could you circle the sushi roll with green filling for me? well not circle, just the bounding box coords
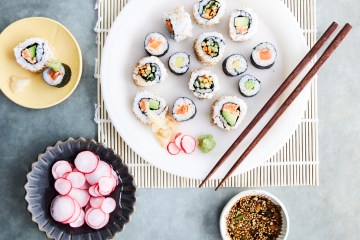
[222,54,248,77]
[251,42,277,69]
[14,37,53,72]
[42,61,72,88]
[133,91,168,124]
[163,6,193,42]
[168,52,190,75]
[229,8,258,42]
[193,0,226,27]
[239,74,261,97]
[133,56,167,87]
[172,97,197,122]
[194,32,226,66]
[189,69,220,99]
[144,32,169,57]
[212,96,247,131]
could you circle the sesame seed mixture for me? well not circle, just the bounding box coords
[226,195,282,240]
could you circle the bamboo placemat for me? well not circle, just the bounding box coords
[94,0,319,188]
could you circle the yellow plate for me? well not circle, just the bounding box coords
[0,17,82,109]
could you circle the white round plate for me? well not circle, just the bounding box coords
[101,0,310,179]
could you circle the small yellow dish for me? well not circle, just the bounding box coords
[0,17,82,109]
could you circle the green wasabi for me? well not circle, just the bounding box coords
[198,134,216,153]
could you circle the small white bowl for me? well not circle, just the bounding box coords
[220,190,290,240]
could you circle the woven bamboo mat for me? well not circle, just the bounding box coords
[94,0,318,188]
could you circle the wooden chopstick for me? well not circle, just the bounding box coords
[215,23,352,190]
[199,22,339,188]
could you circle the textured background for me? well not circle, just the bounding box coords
[0,0,359,239]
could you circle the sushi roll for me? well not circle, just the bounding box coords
[193,0,226,27]
[189,69,220,99]
[168,52,190,75]
[133,91,168,124]
[194,32,226,66]
[238,74,261,97]
[42,61,72,88]
[14,37,53,72]
[163,6,193,42]
[222,54,248,77]
[251,42,277,69]
[212,96,247,131]
[172,97,197,122]
[133,56,168,87]
[229,8,258,42]
[144,32,169,57]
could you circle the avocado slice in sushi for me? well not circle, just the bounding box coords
[221,111,238,127]
[28,45,37,58]
[235,17,249,34]
[148,99,160,110]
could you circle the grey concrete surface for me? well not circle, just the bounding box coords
[0,0,359,240]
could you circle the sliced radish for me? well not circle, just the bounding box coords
[180,135,197,154]
[98,176,115,193]
[167,142,181,155]
[69,209,85,228]
[54,178,72,195]
[80,181,91,190]
[63,199,81,224]
[101,197,116,213]
[50,195,75,222]
[94,185,102,196]
[90,197,105,208]
[86,208,106,227]
[52,161,71,179]
[85,161,111,185]
[91,212,109,229]
[88,185,99,197]
[66,172,86,189]
[74,151,99,174]
[68,188,90,208]
[55,162,73,179]
[175,133,185,149]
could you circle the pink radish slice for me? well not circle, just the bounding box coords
[88,185,99,197]
[174,134,185,149]
[180,135,197,154]
[174,132,182,139]
[52,161,70,179]
[69,209,85,228]
[66,172,86,189]
[68,188,90,208]
[91,212,109,230]
[50,195,75,222]
[85,161,111,185]
[54,178,72,195]
[55,162,73,179]
[94,185,103,197]
[167,142,181,155]
[98,176,115,193]
[85,208,106,227]
[74,151,99,174]
[63,199,81,224]
[90,197,105,208]
[101,197,116,213]
[80,181,90,190]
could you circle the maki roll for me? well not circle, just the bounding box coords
[251,42,277,69]
[194,32,226,66]
[222,54,248,77]
[144,32,169,57]
[42,61,72,88]
[14,37,53,72]
[189,69,220,99]
[168,52,190,75]
[212,96,247,131]
[133,91,168,124]
[133,56,168,87]
[229,9,258,42]
[163,6,193,42]
[239,74,261,97]
[193,0,226,27]
[172,97,197,122]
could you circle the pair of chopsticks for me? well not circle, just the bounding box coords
[199,22,352,190]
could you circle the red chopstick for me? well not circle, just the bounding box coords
[215,24,352,190]
[199,22,339,188]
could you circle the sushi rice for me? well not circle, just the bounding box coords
[172,97,197,122]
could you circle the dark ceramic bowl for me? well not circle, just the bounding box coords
[24,138,136,240]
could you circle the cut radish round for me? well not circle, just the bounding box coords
[180,135,197,154]
[94,185,103,197]
[90,197,105,208]
[167,142,181,155]
[85,161,111,185]
[98,176,115,193]
[69,209,85,228]
[50,195,75,222]
[54,178,72,195]
[74,151,99,174]
[86,208,106,227]
[63,199,81,224]
[91,212,109,229]
[101,197,116,213]
[66,172,86,189]
[68,188,90,208]
[175,133,185,149]
[88,185,99,197]
[52,161,72,179]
